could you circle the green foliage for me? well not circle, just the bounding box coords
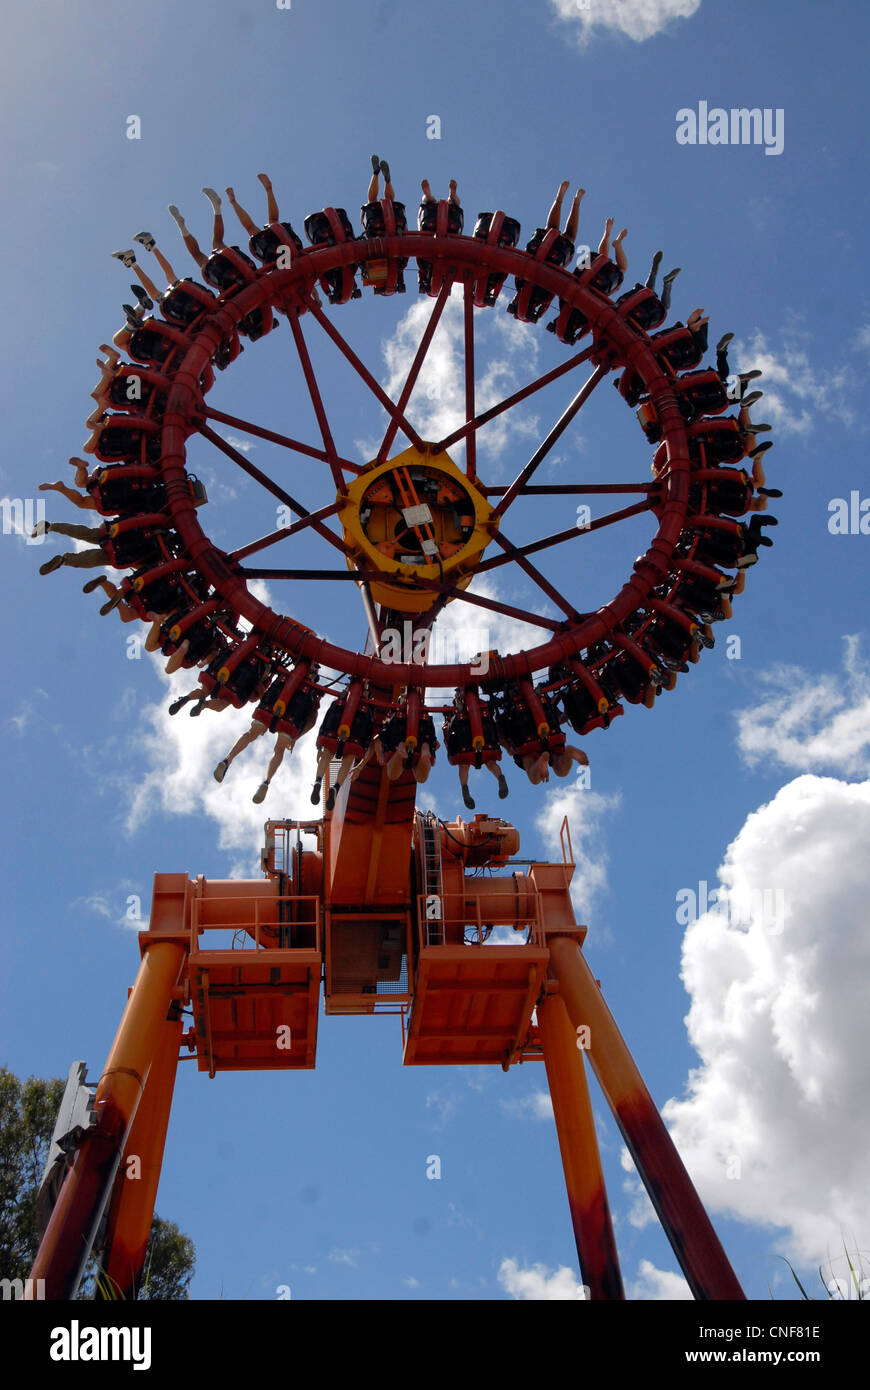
[0,1065,195,1299]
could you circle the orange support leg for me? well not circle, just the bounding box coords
[29,940,187,1299]
[539,991,624,1300]
[547,935,745,1301]
[99,997,185,1298]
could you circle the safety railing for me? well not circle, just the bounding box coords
[190,894,321,954]
[416,891,544,950]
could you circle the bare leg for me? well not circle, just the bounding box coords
[414,741,432,783]
[564,187,585,243]
[258,173,279,223]
[226,187,258,236]
[214,720,265,780]
[546,180,570,231]
[380,160,395,201]
[551,746,589,777]
[421,179,435,204]
[131,262,161,301]
[612,227,628,273]
[263,731,294,782]
[448,179,460,207]
[484,758,509,798]
[386,741,407,780]
[168,205,208,271]
[201,188,225,249]
[524,751,550,785]
[164,639,191,675]
[367,154,380,205]
[598,217,614,258]
[137,236,179,284]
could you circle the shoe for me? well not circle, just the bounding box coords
[371,154,380,174]
[716,332,734,351]
[379,159,391,184]
[738,369,762,383]
[326,786,336,811]
[747,422,772,433]
[100,592,123,615]
[662,267,681,284]
[112,249,136,268]
[758,487,782,498]
[133,232,156,250]
[31,520,50,538]
[168,697,188,715]
[741,390,763,407]
[252,781,269,804]
[82,576,104,593]
[39,554,63,575]
[131,285,153,310]
[497,773,509,800]
[310,782,321,806]
[213,759,229,784]
[461,784,475,810]
[748,441,773,457]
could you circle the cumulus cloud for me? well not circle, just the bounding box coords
[498,1257,587,1299]
[736,636,870,777]
[551,0,701,45]
[663,772,870,1266]
[629,1260,693,1300]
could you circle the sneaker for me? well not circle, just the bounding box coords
[133,232,156,250]
[213,759,229,784]
[31,520,50,538]
[252,781,269,804]
[326,786,336,811]
[497,773,509,800]
[738,369,762,383]
[741,390,763,407]
[716,332,734,351]
[310,782,321,806]
[379,159,391,184]
[82,576,104,593]
[461,783,475,810]
[100,592,123,615]
[371,154,381,175]
[112,249,136,268]
[131,285,153,310]
[748,441,773,457]
[39,553,64,575]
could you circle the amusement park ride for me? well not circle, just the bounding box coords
[29,178,777,1302]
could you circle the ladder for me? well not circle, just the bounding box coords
[420,812,445,945]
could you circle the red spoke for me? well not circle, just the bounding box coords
[435,345,596,453]
[228,501,344,563]
[288,311,347,494]
[478,499,655,573]
[492,364,608,520]
[484,482,657,496]
[487,529,580,621]
[377,276,453,463]
[308,301,427,453]
[241,565,563,631]
[201,406,364,474]
[463,278,476,479]
[198,424,354,560]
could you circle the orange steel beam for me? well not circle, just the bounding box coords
[29,939,187,1300]
[99,998,185,1298]
[539,991,624,1300]
[547,935,745,1301]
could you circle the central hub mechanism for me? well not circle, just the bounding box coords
[339,445,496,614]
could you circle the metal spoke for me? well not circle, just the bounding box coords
[377,277,453,462]
[487,529,581,621]
[308,301,427,453]
[197,424,354,560]
[435,346,595,453]
[201,406,363,474]
[228,502,344,563]
[483,482,657,497]
[492,364,608,520]
[287,311,347,494]
[463,278,476,479]
[478,499,655,573]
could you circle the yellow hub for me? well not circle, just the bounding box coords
[339,445,496,614]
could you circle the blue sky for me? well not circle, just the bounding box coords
[2,0,870,1301]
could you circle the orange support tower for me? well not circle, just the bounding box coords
[30,764,744,1302]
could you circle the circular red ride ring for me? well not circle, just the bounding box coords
[158,228,693,691]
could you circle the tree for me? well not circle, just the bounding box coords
[0,1066,195,1299]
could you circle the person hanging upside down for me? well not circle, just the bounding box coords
[444,690,508,810]
[168,188,227,271]
[597,217,628,274]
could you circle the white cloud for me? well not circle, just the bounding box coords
[403,1275,420,1288]
[629,1260,693,1300]
[551,0,701,45]
[535,784,621,918]
[736,636,870,777]
[327,1248,360,1268]
[498,1257,587,1299]
[373,286,541,469]
[500,1090,554,1121]
[425,1090,458,1128]
[732,328,859,435]
[663,771,870,1267]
